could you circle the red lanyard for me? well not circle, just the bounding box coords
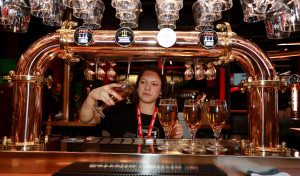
[136,104,158,138]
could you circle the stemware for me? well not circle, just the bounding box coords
[206,99,228,152]
[95,58,106,81]
[184,61,194,80]
[183,99,204,153]
[107,60,117,81]
[157,99,178,150]
[205,62,217,80]
[84,61,95,81]
[195,63,206,80]
[93,80,134,118]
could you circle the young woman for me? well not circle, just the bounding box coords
[80,65,183,138]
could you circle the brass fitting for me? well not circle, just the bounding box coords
[58,20,80,64]
[2,70,53,89]
[215,22,236,66]
[238,76,287,93]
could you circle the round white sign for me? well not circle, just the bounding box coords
[157,28,177,48]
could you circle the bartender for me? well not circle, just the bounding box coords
[80,65,184,138]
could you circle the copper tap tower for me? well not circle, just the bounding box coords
[3,22,285,150]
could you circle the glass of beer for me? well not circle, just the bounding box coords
[158,99,178,150]
[183,99,204,153]
[93,80,134,118]
[207,99,228,152]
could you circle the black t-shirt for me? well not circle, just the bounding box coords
[101,102,165,138]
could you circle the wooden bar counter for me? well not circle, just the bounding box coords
[0,138,300,176]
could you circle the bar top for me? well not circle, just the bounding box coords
[1,138,300,176]
[1,150,300,176]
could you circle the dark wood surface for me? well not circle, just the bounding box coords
[0,151,300,176]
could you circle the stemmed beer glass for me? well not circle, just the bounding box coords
[206,99,228,152]
[157,99,178,150]
[183,99,204,153]
[93,80,134,118]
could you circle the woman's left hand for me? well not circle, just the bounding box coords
[170,121,184,139]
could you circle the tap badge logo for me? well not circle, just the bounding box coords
[199,30,218,49]
[115,27,134,47]
[157,28,177,48]
[121,29,127,36]
[74,26,93,46]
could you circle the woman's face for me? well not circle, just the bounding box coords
[138,70,162,104]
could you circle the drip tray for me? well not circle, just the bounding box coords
[53,162,227,176]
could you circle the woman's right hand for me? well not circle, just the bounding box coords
[88,83,123,106]
[80,83,122,124]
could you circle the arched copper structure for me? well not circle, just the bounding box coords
[10,29,279,149]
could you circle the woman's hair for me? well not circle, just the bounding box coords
[132,65,168,104]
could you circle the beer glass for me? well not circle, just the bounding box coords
[158,99,178,150]
[282,1,300,32]
[240,0,268,23]
[221,0,233,11]
[62,0,72,7]
[197,0,223,22]
[207,99,228,152]
[264,7,291,39]
[155,2,179,22]
[156,0,183,11]
[42,0,65,27]
[83,0,105,29]
[93,80,134,118]
[119,1,141,28]
[30,0,47,18]
[1,0,15,25]
[192,1,215,31]
[183,99,204,152]
[4,3,31,33]
[295,0,300,21]
[158,18,176,29]
[112,0,138,11]
[72,0,89,19]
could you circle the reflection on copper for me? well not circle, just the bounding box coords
[290,84,299,118]
[62,63,70,122]
[11,30,278,150]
